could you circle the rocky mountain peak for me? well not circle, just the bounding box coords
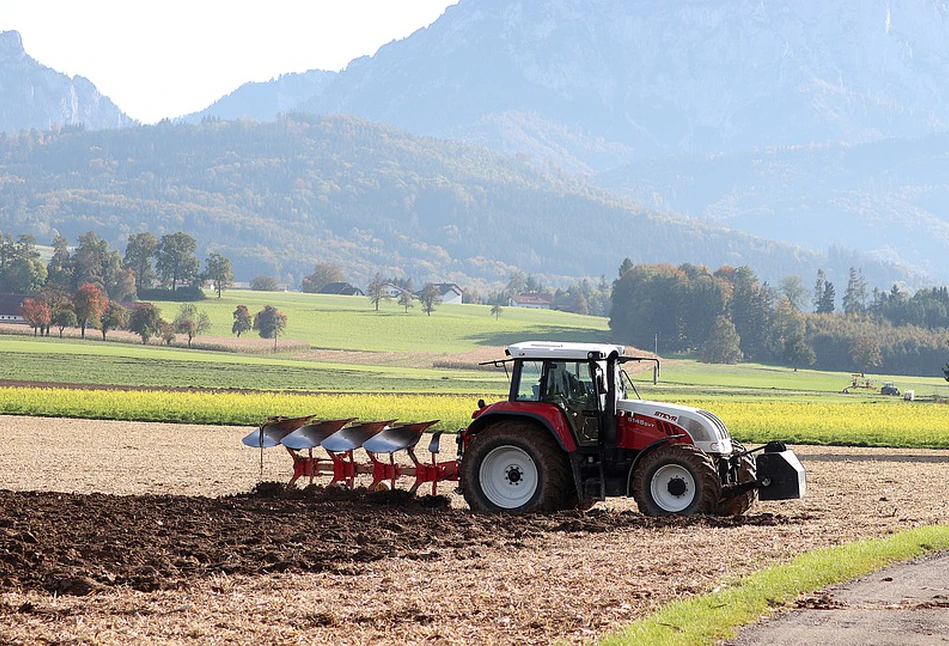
[0,30,26,62]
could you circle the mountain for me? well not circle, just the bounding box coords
[0,115,909,291]
[182,69,337,123]
[298,0,949,171]
[0,30,133,134]
[180,0,949,280]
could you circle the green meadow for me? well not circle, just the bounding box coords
[152,291,611,353]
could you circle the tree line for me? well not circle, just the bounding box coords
[609,260,949,376]
[3,228,290,349]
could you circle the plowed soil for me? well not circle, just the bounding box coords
[1,415,948,645]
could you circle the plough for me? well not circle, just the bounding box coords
[242,416,460,494]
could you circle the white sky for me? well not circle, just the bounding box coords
[1,1,457,124]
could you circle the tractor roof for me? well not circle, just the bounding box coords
[505,341,627,361]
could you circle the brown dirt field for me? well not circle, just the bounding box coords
[1,415,948,645]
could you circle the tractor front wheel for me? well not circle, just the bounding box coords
[461,422,571,512]
[631,443,720,516]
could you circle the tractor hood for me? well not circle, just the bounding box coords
[617,399,734,455]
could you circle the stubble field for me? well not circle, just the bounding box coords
[1,415,948,645]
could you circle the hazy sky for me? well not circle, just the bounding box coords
[1,1,457,124]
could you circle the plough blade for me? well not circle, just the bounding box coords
[241,415,316,448]
[362,421,437,454]
[281,418,355,450]
[321,420,394,453]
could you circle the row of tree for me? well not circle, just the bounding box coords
[609,260,949,375]
[0,229,234,302]
[21,288,288,351]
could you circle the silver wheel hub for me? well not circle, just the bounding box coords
[650,464,696,512]
[479,445,538,509]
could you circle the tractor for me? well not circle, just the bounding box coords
[457,341,805,515]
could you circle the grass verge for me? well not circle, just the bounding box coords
[599,524,949,646]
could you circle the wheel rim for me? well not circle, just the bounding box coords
[479,445,539,509]
[650,464,696,512]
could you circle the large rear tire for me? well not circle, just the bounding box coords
[631,443,720,516]
[461,421,572,513]
[715,446,757,516]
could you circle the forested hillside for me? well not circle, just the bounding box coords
[597,135,949,283]
[0,114,903,289]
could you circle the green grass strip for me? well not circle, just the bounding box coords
[599,524,949,646]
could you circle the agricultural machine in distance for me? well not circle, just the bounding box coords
[243,341,805,516]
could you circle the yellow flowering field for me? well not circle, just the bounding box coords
[684,400,949,448]
[0,387,945,448]
[0,387,482,431]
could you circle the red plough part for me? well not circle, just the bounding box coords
[242,417,459,495]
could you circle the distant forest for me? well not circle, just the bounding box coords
[0,115,909,291]
[609,261,949,377]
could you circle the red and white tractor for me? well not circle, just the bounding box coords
[457,341,805,515]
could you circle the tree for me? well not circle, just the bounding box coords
[816,281,836,314]
[366,272,389,311]
[46,235,72,290]
[254,305,287,351]
[160,321,176,346]
[506,270,527,296]
[99,301,128,341]
[123,232,159,291]
[419,283,442,316]
[20,297,51,336]
[173,303,211,348]
[51,306,77,338]
[0,233,46,293]
[71,232,130,300]
[490,302,503,320]
[156,232,200,291]
[128,303,163,344]
[780,275,809,311]
[813,269,826,312]
[232,304,253,338]
[203,253,233,298]
[701,316,743,364]
[398,288,415,313]
[849,334,882,373]
[250,275,279,291]
[842,267,868,316]
[71,283,108,339]
[301,262,344,293]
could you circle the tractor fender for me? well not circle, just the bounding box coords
[625,434,690,496]
[466,408,578,454]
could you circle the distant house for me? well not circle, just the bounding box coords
[418,282,463,305]
[319,282,365,296]
[381,283,411,299]
[0,293,27,324]
[509,293,552,309]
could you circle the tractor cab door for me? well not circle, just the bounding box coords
[542,360,601,445]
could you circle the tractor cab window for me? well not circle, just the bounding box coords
[514,360,544,401]
[543,360,600,444]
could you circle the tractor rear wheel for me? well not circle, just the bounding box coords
[631,443,720,516]
[715,445,758,516]
[462,421,571,512]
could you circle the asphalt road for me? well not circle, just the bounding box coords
[727,550,949,646]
